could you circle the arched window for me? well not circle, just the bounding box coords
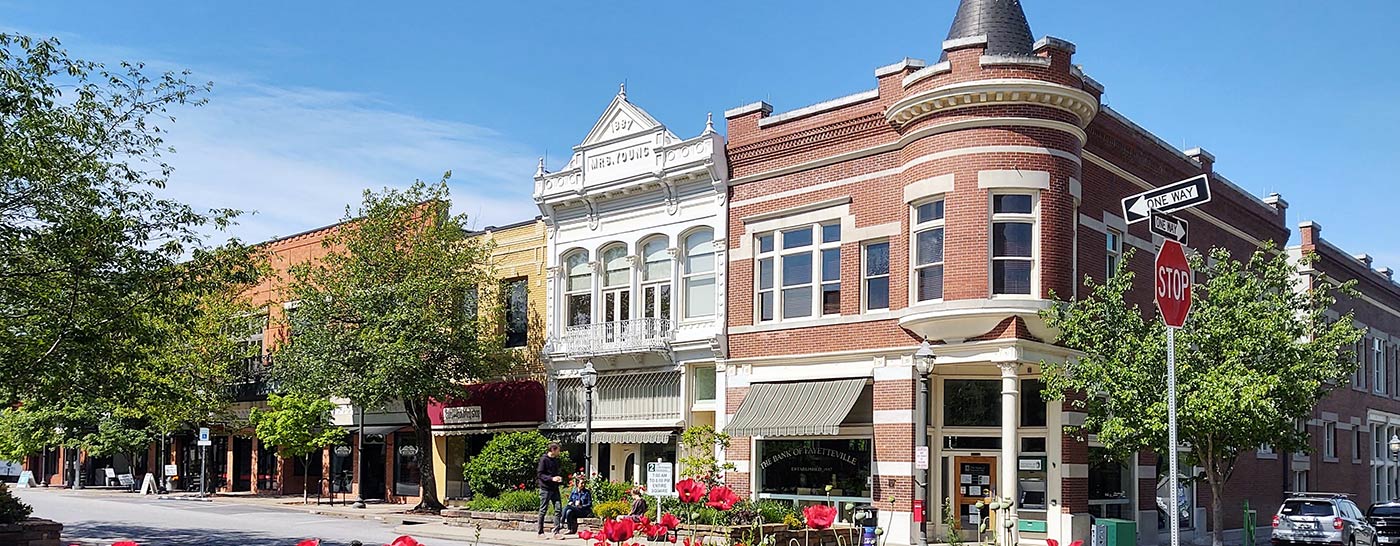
[682,229,715,319]
[564,251,592,327]
[601,244,631,328]
[639,236,671,321]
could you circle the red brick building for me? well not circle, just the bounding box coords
[718,1,1289,545]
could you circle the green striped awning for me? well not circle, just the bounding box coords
[724,378,866,437]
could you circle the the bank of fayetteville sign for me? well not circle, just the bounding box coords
[758,446,862,471]
[442,405,482,424]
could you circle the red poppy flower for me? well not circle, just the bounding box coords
[646,524,669,540]
[675,478,706,504]
[803,504,837,530]
[604,518,636,542]
[389,536,423,546]
[668,536,677,544]
[593,541,608,546]
[705,486,740,511]
[296,540,321,546]
[658,512,680,531]
[578,530,594,540]
[113,543,139,546]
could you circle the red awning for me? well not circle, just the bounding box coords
[428,379,545,430]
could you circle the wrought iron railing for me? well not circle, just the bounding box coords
[546,318,673,358]
[228,355,275,402]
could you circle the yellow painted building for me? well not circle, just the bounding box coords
[430,216,549,500]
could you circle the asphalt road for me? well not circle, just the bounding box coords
[13,487,474,546]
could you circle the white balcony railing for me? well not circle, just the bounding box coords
[546,318,673,358]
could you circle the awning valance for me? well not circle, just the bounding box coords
[345,425,406,437]
[724,378,866,437]
[548,430,675,444]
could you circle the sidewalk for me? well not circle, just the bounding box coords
[392,524,590,546]
[172,492,443,525]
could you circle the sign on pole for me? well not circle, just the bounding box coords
[914,446,929,470]
[1122,174,1212,224]
[1155,240,1193,328]
[1150,210,1189,245]
[197,427,211,446]
[646,461,674,496]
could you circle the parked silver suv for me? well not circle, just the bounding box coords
[1272,493,1375,546]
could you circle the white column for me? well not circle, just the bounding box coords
[1000,362,1020,545]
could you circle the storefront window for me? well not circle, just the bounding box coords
[1088,447,1132,519]
[757,439,871,499]
[944,380,1001,427]
[394,432,422,497]
[330,444,354,492]
[1020,379,1046,427]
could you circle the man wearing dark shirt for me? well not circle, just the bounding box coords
[536,442,564,538]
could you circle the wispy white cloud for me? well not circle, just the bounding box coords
[4,25,542,243]
[162,82,542,243]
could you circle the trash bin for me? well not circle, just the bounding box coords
[1095,518,1137,546]
[853,505,879,546]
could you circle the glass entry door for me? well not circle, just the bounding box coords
[952,456,998,532]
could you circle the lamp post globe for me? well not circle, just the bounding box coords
[1389,434,1400,460]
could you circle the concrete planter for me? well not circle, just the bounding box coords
[439,510,861,546]
[0,518,63,546]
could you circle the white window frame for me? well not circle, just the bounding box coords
[681,228,716,320]
[1106,228,1123,280]
[1376,339,1387,395]
[910,198,946,304]
[989,192,1039,297]
[754,223,841,322]
[1324,421,1337,459]
[755,233,776,322]
[1257,444,1276,459]
[563,250,593,327]
[638,236,672,322]
[862,240,890,312]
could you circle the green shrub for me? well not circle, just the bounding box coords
[595,500,631,520]
[782,513,804,530]
[464,495,501,511]
[464,431,573,497]
[755,500,798,524]
[0,483,32,524]
[497,489,542,512]
[588,478,636,504]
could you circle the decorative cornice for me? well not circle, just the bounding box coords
[887,78,1099,129]
[902,61,952,88]
[728,112,888,164]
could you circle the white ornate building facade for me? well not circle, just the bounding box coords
[534,86,728,482]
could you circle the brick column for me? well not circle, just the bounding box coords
[1061,391,1091,544]
[875,365,916,543]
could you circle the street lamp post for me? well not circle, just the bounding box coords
[1390,434,1400,461]
[913,339,936,546]
[582,361,598,474]
[353,405,367,509]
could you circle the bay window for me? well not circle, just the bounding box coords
[863,242,889,311]
[564,251,592,326]
[912,199,945,302]
[755,223,841,322]
[683,229,715,319]
[992,193,1035,296]
[640,236,671,321]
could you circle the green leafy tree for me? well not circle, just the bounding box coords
[249,393,345,504]
[678,424,735,486]
[464,430,572,498]
[1,33,263,452]
[1040,244,1363,546]
[270,180,505,511]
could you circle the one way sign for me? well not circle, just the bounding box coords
[1150,210,1189,245]
[1121,174,1212,224]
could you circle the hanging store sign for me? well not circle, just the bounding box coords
[442,406,483,424]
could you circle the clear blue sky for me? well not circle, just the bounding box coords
[5,1,1398,268]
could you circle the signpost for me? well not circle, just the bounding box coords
[1157,239,1193,546]
[646,460,674,522]
[1150,210,1189,245]
[198,427,211,497]
[914,446,929,471]
[1121,174,1211,224]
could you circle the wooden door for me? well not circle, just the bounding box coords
[952,456,998,530]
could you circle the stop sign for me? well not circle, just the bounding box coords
[1155,240,1192,328]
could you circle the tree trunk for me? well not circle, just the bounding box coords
[1207,461,1225,546]
[303,453,311,504]
[405,397,443,512]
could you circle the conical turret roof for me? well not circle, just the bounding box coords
[943,0,1034,58]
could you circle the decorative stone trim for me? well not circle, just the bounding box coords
[723,101,773,119]
[902,61,952,88]
[978,170,1050,190]
[886,78,1099,128]
[980,55,1052,68]
[1033,36,1077,55]
[876,57,927,77]
[903,174,955,203]
[1069,65,1105,94]
[942,34,988,52]
[758,89,879,128]
[897,116,1089,147]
